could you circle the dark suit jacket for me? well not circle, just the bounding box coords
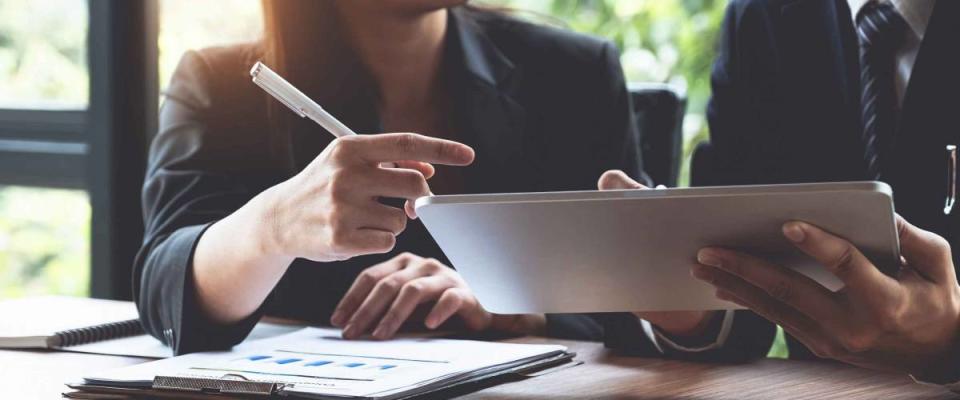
[135,7,648,355]
[698,0,960,363]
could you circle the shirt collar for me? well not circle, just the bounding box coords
[847,0,937,40]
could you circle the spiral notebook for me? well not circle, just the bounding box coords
[0,296,143,347]
[0,296,154,353]
[0,296,306,359]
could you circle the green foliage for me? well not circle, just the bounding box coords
[0,0,89,108]
[768,325,790,359]
[0,187,90,298]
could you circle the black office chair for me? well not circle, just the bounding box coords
[628,83,686,187]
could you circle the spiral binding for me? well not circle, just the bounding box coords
[55,319,144,347]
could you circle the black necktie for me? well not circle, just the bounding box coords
[857,1,906,180]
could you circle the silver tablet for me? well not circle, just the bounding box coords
[414,182,899,313]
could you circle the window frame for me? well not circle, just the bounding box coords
[0,0,159,300]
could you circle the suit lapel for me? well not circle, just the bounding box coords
[447,8,527,193]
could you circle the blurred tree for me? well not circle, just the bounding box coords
[0,0,88,108]
[0,187,90,298]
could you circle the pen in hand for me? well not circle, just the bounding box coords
[250,61,434,216]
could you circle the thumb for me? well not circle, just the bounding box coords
[393,160,435,179]
[598,170,647,190]
[404,189,434,220]
[393,161,433,220]
[896,215,955,283]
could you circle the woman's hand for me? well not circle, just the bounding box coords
[331,253,546,340]
[192,133,473,324]
[598,170,718,337]
[260,133,474,262]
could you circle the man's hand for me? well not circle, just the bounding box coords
[598,170,717,337]
[692,215,960,376]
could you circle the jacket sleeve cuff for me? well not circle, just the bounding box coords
[163,223,265,355]
[909,343,960,391]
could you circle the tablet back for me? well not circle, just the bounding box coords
[415,182,899,313]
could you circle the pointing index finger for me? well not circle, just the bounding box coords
[357,133,475,166]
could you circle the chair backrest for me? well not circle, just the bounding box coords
[629,83,686,187]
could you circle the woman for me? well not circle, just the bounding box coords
[135,0,644,354]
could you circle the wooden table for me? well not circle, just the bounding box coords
[1,337,955,399]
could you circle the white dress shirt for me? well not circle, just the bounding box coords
[848,0,936,105]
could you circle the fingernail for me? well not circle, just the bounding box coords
[342,323,357,339]
[372,325,387,339]
[783,223,806,243]
[330,310,344,327]
[425,317,438,330]
[697,249,723,268]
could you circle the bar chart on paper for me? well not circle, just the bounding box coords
[206,350,435,381]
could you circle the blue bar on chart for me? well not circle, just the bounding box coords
[305,360,332,367]
[274,358,302,365]
[343,363,365,368]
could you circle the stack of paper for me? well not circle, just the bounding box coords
[74,327,572,399]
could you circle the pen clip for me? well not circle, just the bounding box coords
[945,145,956,215]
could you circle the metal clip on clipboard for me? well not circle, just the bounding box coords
[153,374,285,396]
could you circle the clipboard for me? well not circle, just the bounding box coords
[67,351,577,399]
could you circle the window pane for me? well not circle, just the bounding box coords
[158,0,262,90]
[0,0,89,110]
[0,186,90,298]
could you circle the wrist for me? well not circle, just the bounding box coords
[247,184,290,260]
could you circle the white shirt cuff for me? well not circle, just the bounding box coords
[640,310,735,354]
[910,373,960,393]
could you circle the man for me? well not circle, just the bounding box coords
[602,0,960,388]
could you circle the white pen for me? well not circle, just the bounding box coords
[250,61,356,138]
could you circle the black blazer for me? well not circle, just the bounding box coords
[700,0,960,362]
[135,7,648,355]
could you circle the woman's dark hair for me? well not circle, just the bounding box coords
[257,0,362,170]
